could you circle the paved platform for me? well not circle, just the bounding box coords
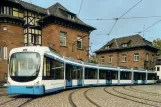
[0,85,161,107]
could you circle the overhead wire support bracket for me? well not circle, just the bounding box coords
[107,0,143,36]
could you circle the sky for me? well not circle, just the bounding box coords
[24,0,161,54]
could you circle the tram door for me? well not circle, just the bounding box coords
[134,72,138,84]
[141,73,146,84]
[106,71,112,85]
[66,64,72,87]
[77,67,83,86]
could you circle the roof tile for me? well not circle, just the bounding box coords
[95,34,157,53]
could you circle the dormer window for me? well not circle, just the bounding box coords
[71,16,75,21]
[68,14,71,19]
[68,14,75,21]
[105,46,110,49]
[122,43,128,47]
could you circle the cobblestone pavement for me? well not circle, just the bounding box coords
[0,85,161,107]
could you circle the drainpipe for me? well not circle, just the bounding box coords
[116,51,119,66]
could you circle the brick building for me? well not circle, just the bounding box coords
[95,34,158,70]
[0,0,95,82]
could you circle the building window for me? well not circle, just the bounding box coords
[24,34,27,44]
[105,46,110,49]
[77,37,82,49]
[60,32,66,46]
[109,56,113,63]
[68,14,75,21]
[146,53,149,61]
[152,55,154,62]
[3,47,7,60]
[0,47,2,59]
[134,53,139,61]
[122,55,127,62]
[101,56,105,64]
[13,8,19,17]
[71,16,75,21]
[157,67,160,71]
[13,8,24,18]
[68,14,71,20]
[122,43,128,47]
[24,28,42,46]
[4,73,7,80]
[0,6,12,15]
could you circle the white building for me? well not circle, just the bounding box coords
[155,57,161,80]
[155,65,161,80]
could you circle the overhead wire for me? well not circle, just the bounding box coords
[82,15,161,20]
[119,0,143,19]
[141,19,161,33]
[108,20,118,35]
[107,0,143,35]
[78,0,84,17]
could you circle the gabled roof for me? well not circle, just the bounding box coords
[48,3,75,15]
[3,0,95,30]
[95,34,158,53]
[20,1,47,14]
[3,0,47,14]
[44,3,95,30]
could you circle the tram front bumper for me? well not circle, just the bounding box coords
[7,85,44,95]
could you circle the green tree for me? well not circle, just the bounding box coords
[153,38,161,56]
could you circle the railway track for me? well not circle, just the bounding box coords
[0,94,8,97]
[123,86,161,96]
[0,95,36,107]
[84,88,100,107]
[0,98,18,106]
[68,87,101,107]
[114,87,161,104]
[104,86,160,107]
[17,97,36,107]
[130,86,161,96]
[68,89,77,107]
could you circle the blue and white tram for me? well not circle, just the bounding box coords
[7,46,157,95]
[98,65,118,85]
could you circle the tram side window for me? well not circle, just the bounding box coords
[134,73,138,80]
[137,73,141,80]
[99,70,106,79]
[120,71,131,80]
[46,58,50,76]
[85,68,97,79]
[43,57,64,80]
[111,71,118,80]
[43,57,50,78]
[138,73,146,80]
[71,66,77,79]
[148,73,156,80]
[77,66,83,79]
[66,64,83,79]
[52,59,64,79]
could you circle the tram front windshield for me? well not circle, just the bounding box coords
[9,52,40,82]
